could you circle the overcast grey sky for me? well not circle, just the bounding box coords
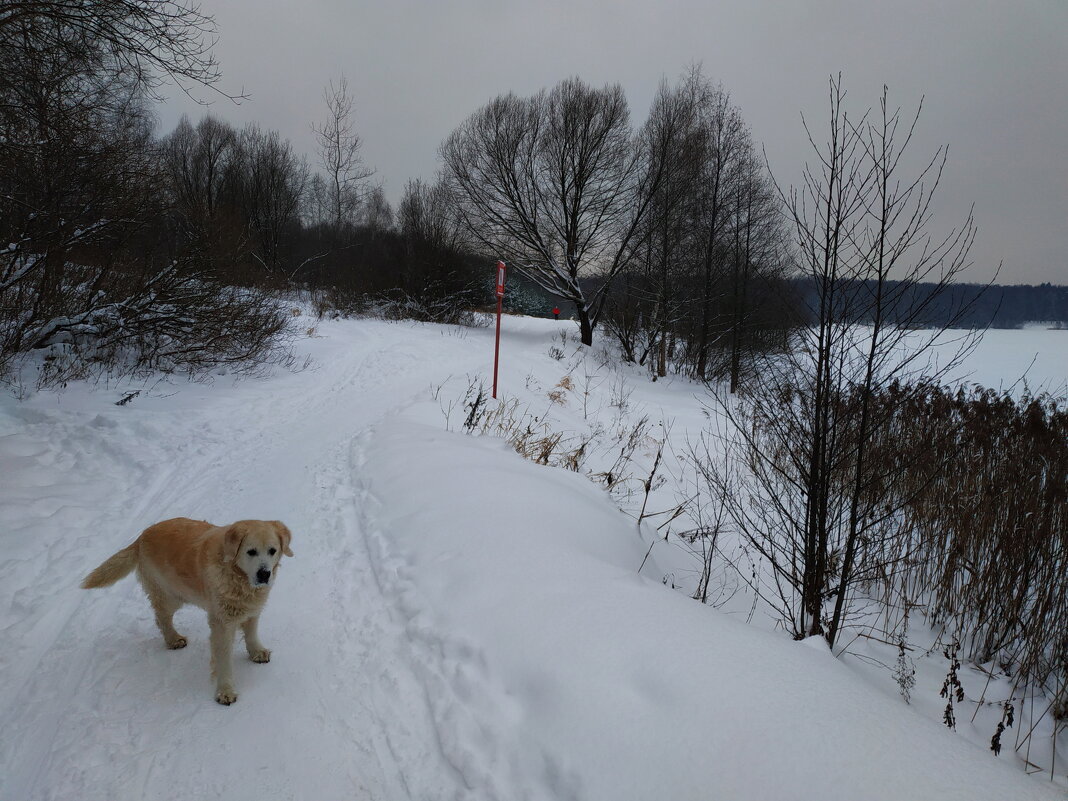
[158,0,1067,284]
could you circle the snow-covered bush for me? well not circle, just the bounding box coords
[1,256,292,391]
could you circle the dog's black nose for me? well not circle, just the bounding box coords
[256,569,271,585]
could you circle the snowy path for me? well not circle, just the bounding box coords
[0,321,496,801]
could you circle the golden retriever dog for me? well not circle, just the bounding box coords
[82,518,293,705]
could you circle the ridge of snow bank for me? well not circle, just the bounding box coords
[361,412,1062,801]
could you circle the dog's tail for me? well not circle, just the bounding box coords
[81,543,138,589]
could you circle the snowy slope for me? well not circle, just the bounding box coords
[362,414,1064,801]
[1,314,1064,800]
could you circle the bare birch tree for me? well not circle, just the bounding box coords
[601,66,790,380]
[630,76,705,376]
[687,71,748,380]
[312,75,373,232]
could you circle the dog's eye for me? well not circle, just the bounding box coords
[246,549,258,557]
[268,548,277,556]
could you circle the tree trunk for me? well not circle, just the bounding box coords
[576,303,594,346]
[728,221,742,393]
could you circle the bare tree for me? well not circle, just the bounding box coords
[687,71,748,380]
[235,124,308,276]
[399,179,463,252]
[442,77,666,346]
[0,16,158,360]
[386,178,481,322]
[0,19,289,386]
[312,75,373,231]
[0,0,227,100]
[725,148,786,392]
[161,115,247,272]
[630,76,705,377]
[601,66,791,380]
[361,185,393,233]
[700,77,980,646]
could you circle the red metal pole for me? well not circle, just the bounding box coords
[492,261,506,398]
[492,294,503,398]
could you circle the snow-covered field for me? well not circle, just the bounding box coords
[1,313,1065,800]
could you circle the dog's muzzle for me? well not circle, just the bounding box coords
[255,568,271,585]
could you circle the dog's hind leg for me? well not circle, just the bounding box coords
[241,615,271,663]
[140,573,187,649]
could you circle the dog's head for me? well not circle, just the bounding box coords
[222,520,294,588]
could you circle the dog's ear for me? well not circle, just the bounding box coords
[222,524,245,563]
[272,521,293,557]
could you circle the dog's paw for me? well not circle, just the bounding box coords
[249,648,271,663]
[166,636,187,650]
[215,687,238,705]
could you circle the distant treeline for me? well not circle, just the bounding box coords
[794,279,1068,329]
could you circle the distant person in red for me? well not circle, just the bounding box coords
[552,306,560,320]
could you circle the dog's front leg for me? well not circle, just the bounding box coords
[242,615,271,663]
[209,616,238,705]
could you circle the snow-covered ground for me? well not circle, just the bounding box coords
[1,313,1065,800]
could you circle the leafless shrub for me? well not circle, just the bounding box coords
[591,415,651,493]
[608,374,634,416]
[3,257,291,391]
[372,288,487,327]
[461,380,490,432]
